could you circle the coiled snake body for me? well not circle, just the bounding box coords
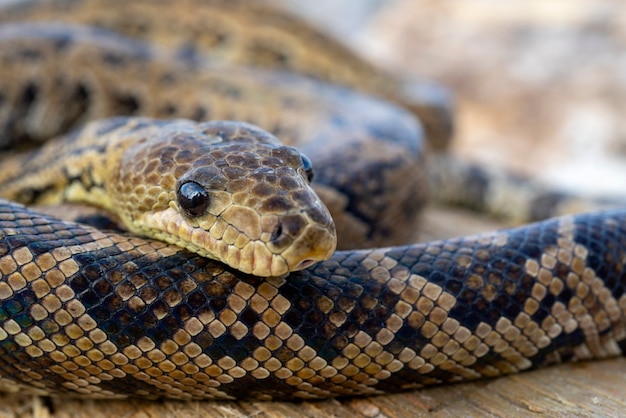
[0,0,624,401]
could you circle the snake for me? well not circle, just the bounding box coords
[0,0,623,401]
[0,116,338,277]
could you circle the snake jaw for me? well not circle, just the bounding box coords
[138,205,332,277]
[281,223,337,271]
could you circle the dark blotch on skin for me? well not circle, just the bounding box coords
[305,207,328,225]
[192,106,208,121]
[174,149,194,164]
[180,166,228,190]
[52,33,72,51]
[103,52,127,67]
[20,82,38,107]
[71,83,89,112]
[248,42,289,66]
[160,103,177,116]
[261,195,293,213]
[112,93,140,114]
[18,48,42,61]
[278,176,299,191]
[251,183,274,198]
[223,167,247,180]
[281,215,306,238]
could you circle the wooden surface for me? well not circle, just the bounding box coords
[3,357,626,417]
[2,206,625,418]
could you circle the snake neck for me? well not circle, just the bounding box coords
[0,119,136,212]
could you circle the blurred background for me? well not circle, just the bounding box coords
[285,0,626,198]
[2,0,620,197]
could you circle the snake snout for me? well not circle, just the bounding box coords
[263,209,336,273]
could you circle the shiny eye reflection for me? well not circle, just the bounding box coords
[301,154,314,182]
[177,181,210,217]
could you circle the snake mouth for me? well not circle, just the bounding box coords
[294,259,316,270]
[137,199,336,276]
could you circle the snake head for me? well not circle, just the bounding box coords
[112,119,337,277]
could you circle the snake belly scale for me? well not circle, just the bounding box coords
[0,0,624,401]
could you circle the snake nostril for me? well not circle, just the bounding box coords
[270,223,284,244]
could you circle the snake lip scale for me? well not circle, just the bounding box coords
[0,0,624,401]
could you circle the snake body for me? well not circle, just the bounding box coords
[0,0,624,401]
[0,201,625,400]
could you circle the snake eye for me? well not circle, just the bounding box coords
[301,154,314,182]
[177,181,210,217]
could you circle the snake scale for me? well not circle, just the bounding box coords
[0,0,624,401]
